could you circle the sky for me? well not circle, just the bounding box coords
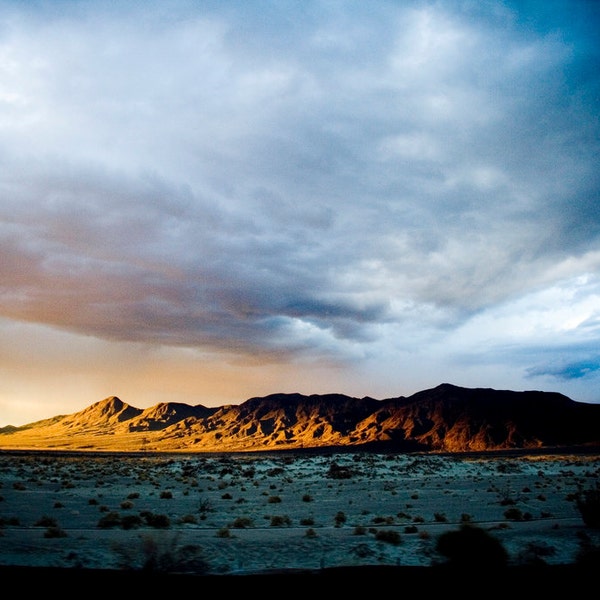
[1,0,599,426]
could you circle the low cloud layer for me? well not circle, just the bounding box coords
[1,1,599,424]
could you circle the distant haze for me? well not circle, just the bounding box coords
[0,0,599,426]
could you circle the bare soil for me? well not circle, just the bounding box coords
[1,449,599,587]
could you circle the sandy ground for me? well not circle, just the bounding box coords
[1,449,599,579]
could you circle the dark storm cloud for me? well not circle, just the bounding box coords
[0,0,599,382]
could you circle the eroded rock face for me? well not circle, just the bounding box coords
[1,383,599,453]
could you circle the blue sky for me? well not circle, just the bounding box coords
[1,0,599,426]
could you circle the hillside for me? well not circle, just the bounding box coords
[1,383,599,453]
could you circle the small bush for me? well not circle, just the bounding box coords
[98,512,122,529]
[504,507,524,521]
[34,516,57,528]
[374,529,401,545]
[435,524,508,567]
[575,484,600,528]
[231,517,254,529]
[270,515,291,527]
[334,511,347,527]
[326,462,354,479]
[180,514,197,524]
[44,526,67,538]
[144,513,171,528]
[121,515,143,530]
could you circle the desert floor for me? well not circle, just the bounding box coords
[1,449,599,584]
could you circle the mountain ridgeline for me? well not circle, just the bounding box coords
[1,383,599,453]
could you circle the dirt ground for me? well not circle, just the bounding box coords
[1,449,599,579]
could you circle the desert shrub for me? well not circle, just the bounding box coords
[127,492,140,499]
[53,502,63,508]
[334,511,347,527]
[221,493,232,500]
[121,514,143,530]
[267,467,284,477]
[302,494,313,502]
[98,512,122,528]
[372,515,394,524]
[504,507,524,521]
[575,483,600,528]
[159,490,173,499]
[145,513,171,528]
[269,515,291,527]
[34,515,57,527]
[374,529,401,545]
[404,525,418,534]
[434,512,447,523]
[305,528,317,538]
[180,514,198,524]
[434,524,508,567]
[44,526,67,538]
[120,500,134,509]
[326,462,354,479]
[231,517,254,528]
[198,498,213,513]
[216,527,231,538]
[353,525,367,535]
[351,543,376,559]
[267,495,282,503]
[114,533,209,574]
[88,498,99,505]
[300,517,314,526]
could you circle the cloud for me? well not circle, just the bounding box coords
[528,358,600,381]
[0,0,599,420]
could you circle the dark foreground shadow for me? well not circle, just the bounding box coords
[2,564,597,594]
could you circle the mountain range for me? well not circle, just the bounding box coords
[1,383,599,453]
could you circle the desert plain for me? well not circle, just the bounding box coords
[0,448,599,587]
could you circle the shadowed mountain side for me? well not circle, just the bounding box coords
[1,383,599,452]
[362,384,600,452]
